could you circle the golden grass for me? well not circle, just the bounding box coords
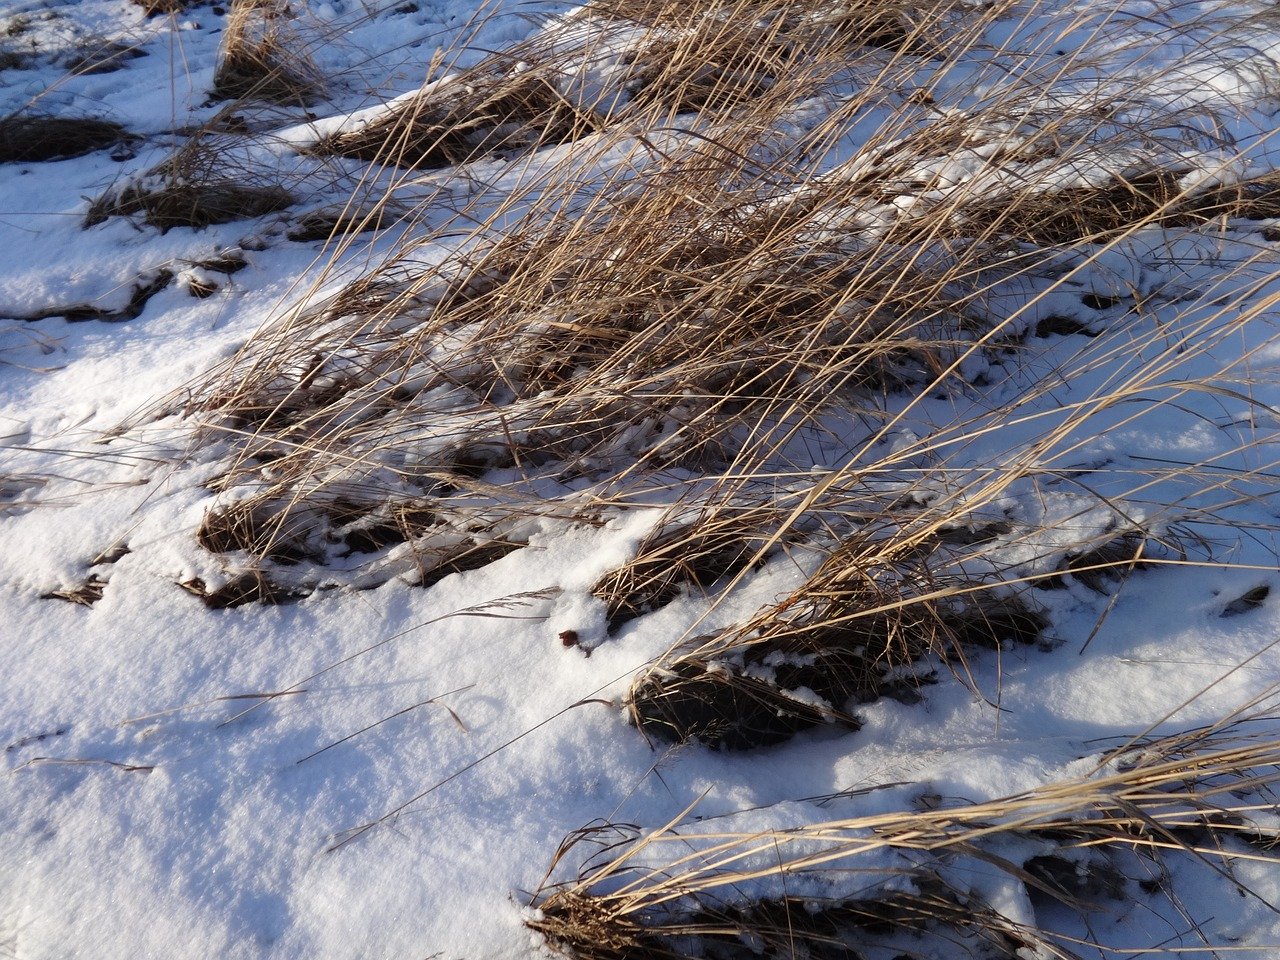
[316,0,965,170]
[129,0,190,15]
[212,0,324,104]
[168,0,1280,672]
[85,129,296,230]
[94,3,1280,949]
[530,723,1280,957]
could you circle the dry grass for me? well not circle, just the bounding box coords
[130,7,1280,908]
[0,114,129,163]
[212,0,323,104]
[317,60,589,170]
[130,0,195,16]
[88,179,293,230]
[169,0,1280,644]
[41,575,108,606]
[591,503,794,636]
[529,724,1280,958]
[287,202,402,243]
[627,546,1047,748]
[85,133,295,230]
[316,0,978,170]
[52,0,1274,948]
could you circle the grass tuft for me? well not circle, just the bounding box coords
[85,133,295,230]
[530,726,1280,958]
[130,0,195,16]
[212,0,323,104]
[627,557,1045,749]
[315,0,966,170]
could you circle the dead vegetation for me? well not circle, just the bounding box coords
[85,134,295,230]
[949,169,1280,247]
[65,40,146,75]
[15,270,174,323]
[41,575,108,606]
[316,0,978,170]
[186,192,984,575]
[627,550,1046,749]
[318,61,590,169]
[212,0,323,104]
[172,0,1280,650]
[286,202,399,242]
[180,569,305,608]
[591,505,790,636]
[130,0,197,15]
[86,177,293,231]
[0,114,129,163]
[128,6,1280,919]
[530,725,1280,958]
[536,886,1069,959]
[10,0,1271,951]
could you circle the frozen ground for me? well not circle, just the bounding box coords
[2,0,1280,958]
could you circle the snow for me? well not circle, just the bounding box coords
[3,0,1280,957]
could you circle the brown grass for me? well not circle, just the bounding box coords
[627,552,1046,749]
[143,6,1279,830]
[85,133,295,230]
[212,0,323,104]
[0,114,129,163]
[316,0,972,170]
[591,503,792,636]
[530,725,1280,958]
[41,575,108,606]
[130,0,194,16]
[87,180,294,230]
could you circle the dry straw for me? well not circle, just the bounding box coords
[165,0,1280,724]
[212,0,324,104]
[0,114,128,163]
[129,0,1280,898]
[530,724,1280,958]
[76,0,1280,946]
[85,127,297,231]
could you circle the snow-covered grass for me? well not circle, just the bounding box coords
[533,723,1280,958]
[2,0,1280,957]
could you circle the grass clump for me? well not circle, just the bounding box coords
[316,0,977,170]
[41,575,108,606]
[627,553,1046,749]
[85,134,295,230]
[65,40,147,75]
[87,179,293,230]
[319,61,589,170]
[529,725,1280,958]
[0,114,129,163]
[212,0,323,104]
[177,0,1280,635]
[287,202,400,242]
[132,14,1280,957]
[591,504,790,636]
[130,0,196,15]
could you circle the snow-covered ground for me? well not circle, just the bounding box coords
[3,0,1280,957]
